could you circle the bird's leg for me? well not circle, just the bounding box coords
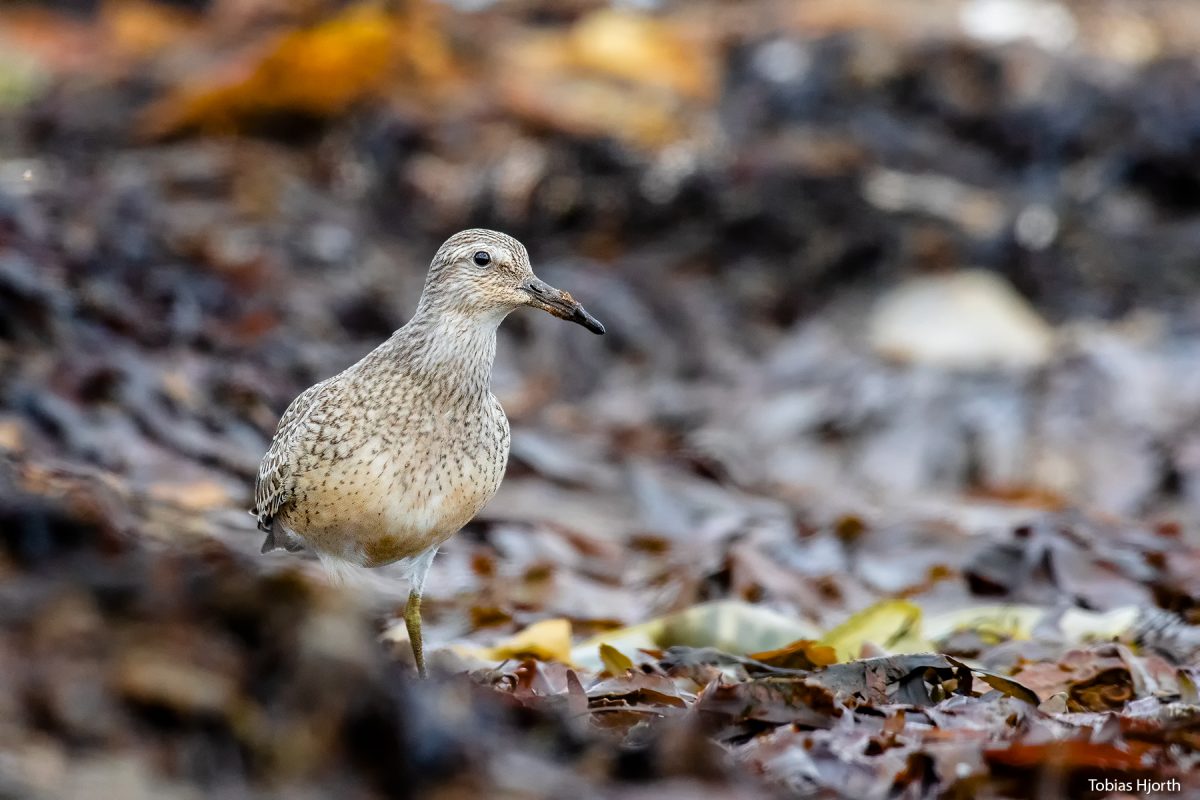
[404,589,425,679]
[403,547,438,679]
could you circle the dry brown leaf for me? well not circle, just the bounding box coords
[698,678,841,731]
[587,671,689,708]
[1008,646,1173,711]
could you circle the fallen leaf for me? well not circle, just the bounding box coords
[588,671,689,709]
[810,653,1039,707]
[967,667,1043,706]
[599,643,633,675]
[484,618,573,664]
[493,7,717,150]
[985,738,1156,771]
[101,0,197,62]
[567,9,716,101]
[748,639,838,670]
[572,600,822,670]
[697,677,841,736]
[820,599,928,661]
[140,3,402,138]
[1059,606,1140,644]
[923,605,1046,645]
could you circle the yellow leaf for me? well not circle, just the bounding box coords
[568,9,716,101]
[1058,607,1139,644]
[484,618,573,664]
[923,605,1046,645]
[571,600,823,671]
[598,642,632,675]
[820,600,927,662]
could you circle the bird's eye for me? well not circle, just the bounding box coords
[473,251,491,267]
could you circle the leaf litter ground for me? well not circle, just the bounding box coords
[2,1,1200,798]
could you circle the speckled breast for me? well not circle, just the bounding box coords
[283,398,511,567]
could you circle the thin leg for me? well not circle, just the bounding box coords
[404,589,425,678]
[402,547,438,679]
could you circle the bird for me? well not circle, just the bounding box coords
[250,229,605,677]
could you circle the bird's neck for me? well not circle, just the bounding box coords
[389,304,505,398]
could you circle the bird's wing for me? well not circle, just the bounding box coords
[252,378,335,532]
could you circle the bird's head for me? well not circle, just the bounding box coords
[422,229,605,334]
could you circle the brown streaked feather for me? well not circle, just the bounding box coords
[252,378,337,532]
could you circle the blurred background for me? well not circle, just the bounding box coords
[3,0,1200,798]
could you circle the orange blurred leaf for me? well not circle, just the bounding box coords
[140,2,401,138]
[102,0,197,62]
[749,639,838,670]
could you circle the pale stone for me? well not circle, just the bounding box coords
[868,270,1055,370]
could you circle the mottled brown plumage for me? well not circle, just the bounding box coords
[251,229,604,675]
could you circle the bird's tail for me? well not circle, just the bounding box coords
[260,528,280,554]
[259,522,306,554]
[316,552,363,586]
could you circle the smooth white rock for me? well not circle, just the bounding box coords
[868,270,1055,370]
